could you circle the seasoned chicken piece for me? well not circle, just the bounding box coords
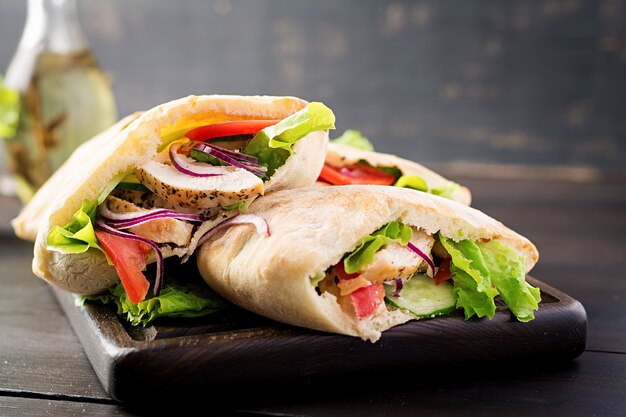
[111,188,221,217]
[136,158,263,213]
[357,228,434,283]
[106,196,194,246]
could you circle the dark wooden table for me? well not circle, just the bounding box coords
[0,174,624,416]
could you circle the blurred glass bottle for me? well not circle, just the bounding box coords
[2,0,117,202]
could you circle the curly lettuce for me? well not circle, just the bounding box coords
[439,236,540,322]
[430,181,460,200]
[344,221,413,274]
[331,129,374,151]
[46,171,127,255]
[394,175,428,192]
[393,174,460,200]
[47,199,104,254]
[79,277,227,326]
[243,102,335,177]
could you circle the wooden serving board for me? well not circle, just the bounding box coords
[53,276,586,403]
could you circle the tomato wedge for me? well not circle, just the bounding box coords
[434,257,452,286]
[318,163,396,186]
[350,282,385,319]
[95,230,151,304]
[334,261,359,281]
[185,120,281,141]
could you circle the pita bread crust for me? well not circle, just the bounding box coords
[266,130,328,193]
[11,113,143,242]
[197,185,539,342]
[16,95,326,295]
[326,142,472,205]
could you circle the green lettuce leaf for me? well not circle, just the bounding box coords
[344,221,413,274]
[46,171,129,255]
[393,174,459,201]
[46,199,104,255]
[331,129,375,151]
[115,182,150,192]
[114,171,150,192]
[430,181,460,199]
[0,76,20,139]
[79,278,227,326]
[221,200,247,212]
[439,236,540,322]
[480,240,541,322]
[243,102,335,177]
[394,175,428,191]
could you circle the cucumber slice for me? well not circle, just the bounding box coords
[385,274,457,318]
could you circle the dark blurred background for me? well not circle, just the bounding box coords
[1,0,625,178]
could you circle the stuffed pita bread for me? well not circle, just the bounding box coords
[12,95,335,303]
[197,185,540,342]
[320,141,472,205]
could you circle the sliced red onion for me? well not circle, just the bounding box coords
[392,278,403,297]
[99,204,174,222]
[194,143,267,178]
[95,219,165,297]
[199,142,259,164]
[99,204,206,229]
[407,242,436,277]
[197,214,271,248]
[170,142,224,178]
[340,167,364,178]
[196,144,266,174]
[234,160,268,172]
[113,213,208,230]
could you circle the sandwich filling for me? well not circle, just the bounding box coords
[47,102,335,312]
[314,220,541,323]
[318,130,461,200]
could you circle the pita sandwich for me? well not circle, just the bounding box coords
[320,141,472,205]
[11,95,335,302]
[197,185,540,342]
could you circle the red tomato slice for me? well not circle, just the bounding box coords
[185,120,281,141]
[318,163,396,186]
[350,282,385,319]
[334,261,360,281]
[95,230,151,304]
[434,257,452,286]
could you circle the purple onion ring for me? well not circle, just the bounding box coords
[196,214,271,248]
[170,142,224,178]
[407,242,436,277]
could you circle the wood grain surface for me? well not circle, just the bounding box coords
[52,275,586,402]
[0,177,624,416]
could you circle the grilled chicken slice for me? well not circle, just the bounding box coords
[111,188,221,217]
[357,228,435,283]
[106,196,194,246]
[111,189,173,210]
[136,158,264,213]
[334,228,435,296]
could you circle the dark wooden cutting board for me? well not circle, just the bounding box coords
[53,276,586,403]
